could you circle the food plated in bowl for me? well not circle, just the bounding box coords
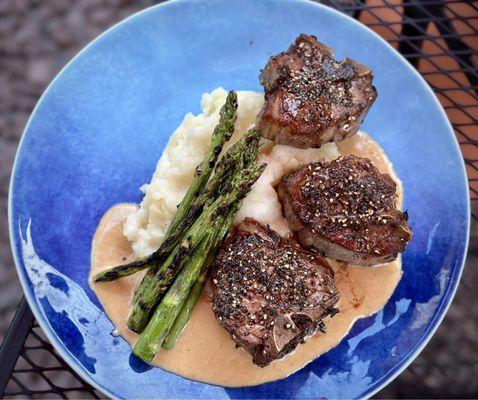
[90,32,412,381]
[9,1,469,398]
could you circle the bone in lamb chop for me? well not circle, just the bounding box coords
[277,155,412,266]
[258,34,377,148]
[211,218,339,367]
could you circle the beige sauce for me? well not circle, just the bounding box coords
[90,133,403,387]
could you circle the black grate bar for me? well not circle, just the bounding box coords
[331,0,478,11]
[399,1,431,66]
[0,298,34,396]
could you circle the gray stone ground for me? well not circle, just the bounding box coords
[0,0,477,398]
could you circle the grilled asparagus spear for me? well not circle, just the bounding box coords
[92,92,239,284]
[161,269,209,350]
[162,203,239,350]
[132,164,265,361]
[128,163,265,333]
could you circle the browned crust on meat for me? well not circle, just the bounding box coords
[211,218,339,367]
[278,155,412,265]
[258,34,377,148]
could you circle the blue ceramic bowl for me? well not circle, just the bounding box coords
[9,0,469,398]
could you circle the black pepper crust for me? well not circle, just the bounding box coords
[258,34,377,148]
[278,155,412,265]
[211,218,339,367]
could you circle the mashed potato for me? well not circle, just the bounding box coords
[124,88,340,257]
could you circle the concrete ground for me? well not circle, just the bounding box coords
[1,0,477,398]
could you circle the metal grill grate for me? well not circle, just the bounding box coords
[1,0,476,398]
[0,300,103,399]
[8,325,102,399]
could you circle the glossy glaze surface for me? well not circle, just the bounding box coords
[9,0,469,398]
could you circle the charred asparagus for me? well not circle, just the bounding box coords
[162,203,240,350]
[92,92,238,284]
[128,163,265,333]
[133,164,265,361]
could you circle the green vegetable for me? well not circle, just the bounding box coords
[132,164,265,361]
[93,92,238,284]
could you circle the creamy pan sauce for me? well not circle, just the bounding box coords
[90,134,403,387]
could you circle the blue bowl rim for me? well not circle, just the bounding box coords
[7,0,470,398]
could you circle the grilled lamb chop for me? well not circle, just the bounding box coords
[258,34,377,148]
[211,218,339,367]
[277,155,411,266]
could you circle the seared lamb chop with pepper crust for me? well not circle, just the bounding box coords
[278,155,412,266]
[211,218,339,367]
[258,34,377,148]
